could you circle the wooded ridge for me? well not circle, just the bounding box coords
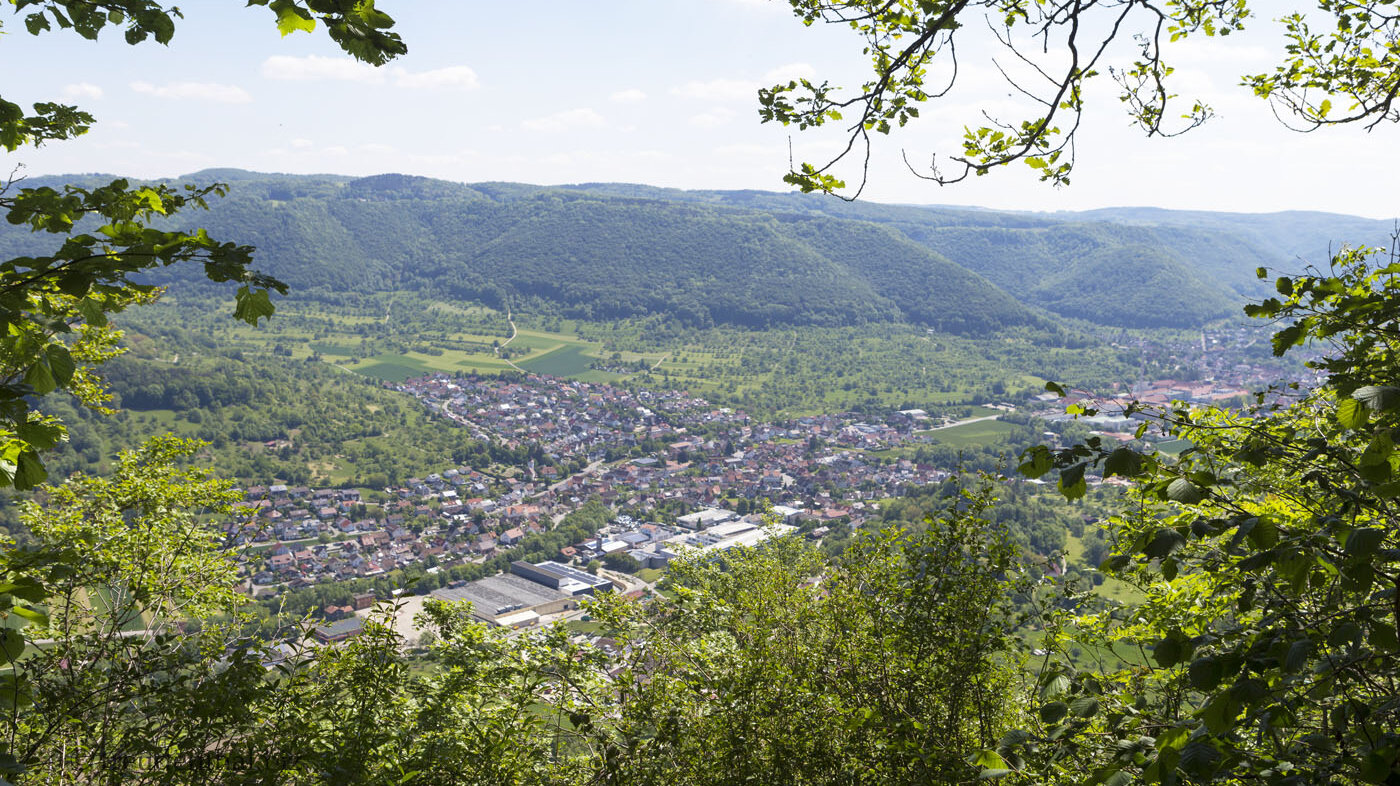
[3,170,1386,332]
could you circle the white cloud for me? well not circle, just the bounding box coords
[610,88,647,103]
[261,55,479,90]
[671,78,756,102]
[714,142,778,157]
[262,54,384,84]
[672,65,813,105]
[62,82,103,100]
[290,138,314,149]
[522,108,606,132]
[130,80,252,104]
[393,65,479,90]
[763,63,816,84]
[324,145,349,156]
[690,107,736,128]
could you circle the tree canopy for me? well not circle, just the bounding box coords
[0,0,402,490]
[0,2,404,780]
[765,0,1400,195]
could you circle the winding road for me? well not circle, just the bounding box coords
[494,307,525,372]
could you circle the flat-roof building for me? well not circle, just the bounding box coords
[511,560,614,596]
[677,508,738,530]
[431,573,578,626]
[313,617,364,644]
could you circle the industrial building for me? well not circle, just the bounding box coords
[430,573,579,628]
[510,560,614,596]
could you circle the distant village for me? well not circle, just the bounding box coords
[234,325,1308,636]
[231,373,950,609]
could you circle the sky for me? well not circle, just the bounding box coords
[2,0,1397,219]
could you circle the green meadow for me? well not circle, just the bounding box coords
[923,419,1017,447]
[143,293,1132,419]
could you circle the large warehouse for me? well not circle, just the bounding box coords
[430,573,579,628]
[509,560,614,596]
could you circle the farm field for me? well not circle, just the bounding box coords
[924,419,1018,447]
[133,293,1133,420]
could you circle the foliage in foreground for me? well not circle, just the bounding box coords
[1010,248,1400,785]
[0,454,1026,785]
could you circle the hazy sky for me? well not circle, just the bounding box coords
[2,1,1397,218]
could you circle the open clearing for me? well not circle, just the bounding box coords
[926,419,1016,446]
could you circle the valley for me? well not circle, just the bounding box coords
[7,0,1400,781]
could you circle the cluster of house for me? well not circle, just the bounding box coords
[1107,324,1322,401]
[396,374,750,458]
[234,375,981,595]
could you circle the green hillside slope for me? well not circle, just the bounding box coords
[2,170,1387,331]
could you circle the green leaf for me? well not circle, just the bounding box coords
[0,675,33,711]
[1345,527,1386,558]
[1153,635,1184,667]
[1018,445,1053,479]
[1103,447,1144,478]
[45,344,75,387]
[22,359,56,396]
[275,6,317,36]
[1355,385,1400,413]
[1271,323,1305,356]
[77,298,109,327]
[1039,701,1069,724]
[1284,638,1314,673]
[1338,398,1369,429]
[1144,528,1186,558]
[1069,696,1099,718]
[14,451,47,490]
[1044,381,1066,397]
[1156,726,1190,751]
[1244,517,1278,549]
[1360,751,1397,784]
[15,420,64,452]
[1101,771,1131,786]
[1041,673,1071,699]
[233,286,277,325]
[0,630,22,663]
[10,607,48,628]
[1058,463,1087,501]
[0,579,48,604]
[1179,740,1222,777]
[1166,478,1206,504]
[969,749,1008,771]
[1199,693,1241,734]
[1359,432,1394,467]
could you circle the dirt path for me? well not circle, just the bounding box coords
[495,307,526,372]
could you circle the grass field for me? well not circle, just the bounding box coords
[1154,438,1193,456]
[518,344,595,376]
[147,294,1129,418]
[324,325,662,383]
[926,419,1017,447]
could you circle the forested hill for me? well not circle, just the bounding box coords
[3,171,1390,331]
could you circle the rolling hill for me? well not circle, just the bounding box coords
[2,170,1391,331]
